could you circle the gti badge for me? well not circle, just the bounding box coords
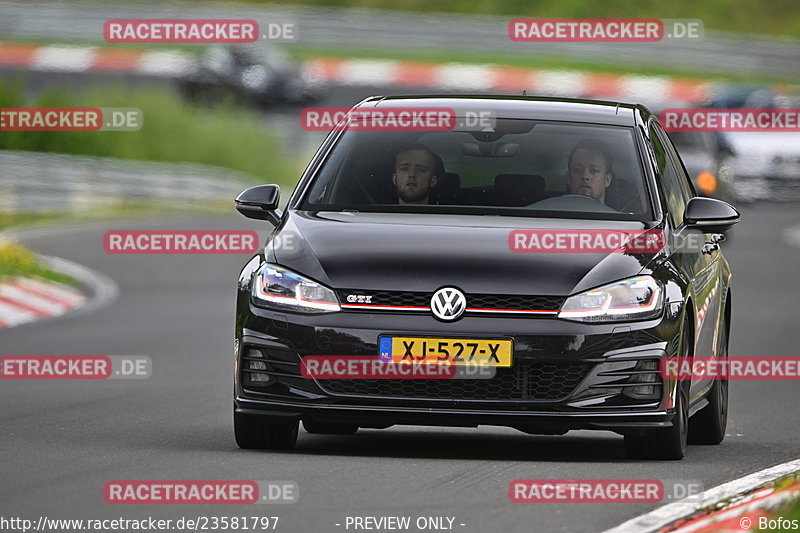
[346,294,373,303]
[430,287,466,321]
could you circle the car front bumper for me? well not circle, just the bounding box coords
[234,301,684,434]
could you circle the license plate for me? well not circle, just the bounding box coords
[379,336,513,367]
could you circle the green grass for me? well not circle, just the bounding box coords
[0,213,68,232]
[0,77,300,187]
[0,79,296,286]
[767,502,800,530]
[757,493,800,531]
[0,241,76,285]
[76,0,800,37]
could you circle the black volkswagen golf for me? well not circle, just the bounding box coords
[233,96,739,460]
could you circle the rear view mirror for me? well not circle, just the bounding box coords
[684,197,740,233]
[461,142,519,157]
[235,185,281,225]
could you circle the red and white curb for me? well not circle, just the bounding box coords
[0,41,726,103]
[0,276,86,328]
[304,57,715,103]
[0,42,195,76]
[604,458,800,532]
[0,230,119,330]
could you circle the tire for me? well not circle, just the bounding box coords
[234,411,299,450]
[303,420,358,435]
[689,325,729,445]
[624,381,689,460]
[624,317,692,460]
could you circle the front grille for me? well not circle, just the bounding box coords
[337,290,564,313]
[317,361,591,401]
[468,294,564,311]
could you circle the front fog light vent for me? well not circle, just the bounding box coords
[244,347,272,384]
[246,348,264,358]
[627,360,660,397]
[249,360,267,371]
[248,360,271,383]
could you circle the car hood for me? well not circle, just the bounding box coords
[269,211,659,296]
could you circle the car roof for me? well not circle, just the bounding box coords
[359,95,653,127]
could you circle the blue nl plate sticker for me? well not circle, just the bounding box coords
[378,337,392,361]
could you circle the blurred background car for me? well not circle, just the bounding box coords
[666,130,736,202]
[703,86,800,202]
[180,43,328,107]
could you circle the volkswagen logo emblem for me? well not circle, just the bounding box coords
[430,287,466,321]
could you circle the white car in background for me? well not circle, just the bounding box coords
[724,131,800,202]
[708,89,800,202]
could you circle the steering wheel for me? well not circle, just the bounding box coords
[527,193,621,213]
[560,193,607,205]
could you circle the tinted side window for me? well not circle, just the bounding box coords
[657,127,697,199]
[650,123,686,227]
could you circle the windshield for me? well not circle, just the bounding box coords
[301,119,653,221]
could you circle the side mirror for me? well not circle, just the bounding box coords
[684,197,740,233]
[235,185,281,225]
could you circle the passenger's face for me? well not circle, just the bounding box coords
[568,148,612,203]
[393,150,438,204]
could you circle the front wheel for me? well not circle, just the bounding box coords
[234,411,299,450]
[689,325,729,445]
[625,317,692,460]
[624,380,689,460]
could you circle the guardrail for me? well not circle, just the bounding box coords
[0,150,251,213]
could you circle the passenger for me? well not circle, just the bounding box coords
[392,144,440,205]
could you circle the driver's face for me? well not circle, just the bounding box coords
[568,148,612,203]
[393,150,438,204]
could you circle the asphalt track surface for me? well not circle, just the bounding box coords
[2,65,799,531]
[1,200,800,533]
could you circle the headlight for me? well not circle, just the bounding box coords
[252,263,340,313]
[558,275,663,323]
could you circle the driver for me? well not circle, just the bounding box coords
[567,139,613,204]
[392,144,440,205]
